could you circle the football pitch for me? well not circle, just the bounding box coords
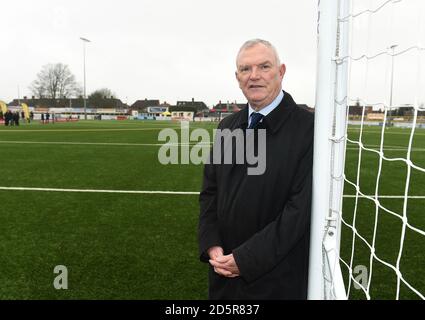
[342,124,425,299]
[0,120,424,299]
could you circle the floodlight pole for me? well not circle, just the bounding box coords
[80,37,91,120]
[388,44,398,127]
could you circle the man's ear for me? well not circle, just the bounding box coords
[279,64,286,79]
[235,71,242,88]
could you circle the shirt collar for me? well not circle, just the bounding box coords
[248,90,284,121]
[235,90,296,134]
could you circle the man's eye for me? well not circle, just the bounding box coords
[240,67,250,73]
[261,65,271,70]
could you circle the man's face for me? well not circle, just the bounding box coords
[235,44,286,110]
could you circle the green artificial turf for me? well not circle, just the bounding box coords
[0,120,423,299]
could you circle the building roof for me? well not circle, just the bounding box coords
[213,102,245,112]
[130,99,160,110]
[176,99,208,112]
[8,97,126,109]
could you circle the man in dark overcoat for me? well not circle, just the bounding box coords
[198,39,314,299]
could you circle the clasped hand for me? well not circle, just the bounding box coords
[208,246,240,278]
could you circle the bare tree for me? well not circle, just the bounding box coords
[88,88,117,107]
[30,63,82,99]
[89,88,115,100]
[29,80,46,98]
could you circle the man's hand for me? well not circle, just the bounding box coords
[209,253,240,278]
[207,246,228,276]
[207,246,224,260]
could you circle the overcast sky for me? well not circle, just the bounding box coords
[1,0,317,107]
[1,0,424,108]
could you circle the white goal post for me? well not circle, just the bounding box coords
[308,0,350,300]
[309,0,425,300]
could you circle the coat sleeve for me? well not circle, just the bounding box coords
[232,123,314,283]
[198,123,225,263]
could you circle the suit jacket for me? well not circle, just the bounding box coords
[198,91,314,299]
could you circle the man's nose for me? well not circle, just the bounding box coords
[249,67,260,80]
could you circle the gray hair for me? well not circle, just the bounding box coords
[236,39,281,66]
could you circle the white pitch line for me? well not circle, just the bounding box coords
[0,127,178,133]
[345,144,425,151]
[0,140,212,147]
[343,195,425,199]
[2,141,421,151]
[346,147,425,152]
[0,186,424,199]
[347,129,425,136]
[0,186,199,195]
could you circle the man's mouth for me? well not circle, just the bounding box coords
[249,85,264,89]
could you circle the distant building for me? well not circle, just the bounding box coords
[204,101,314,119]
[7,96,128,120]
[366,113,385,121]
[176,98,208,112]
[213,101,245,113]
[130,99,160,113]
[8,96,126,109]
[348,105,373,116]
[171,111,194,121]
[394,106,414,117]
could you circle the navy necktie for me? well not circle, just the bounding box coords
[248,112,264,129]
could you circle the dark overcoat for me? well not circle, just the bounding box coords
[198,91,314,299]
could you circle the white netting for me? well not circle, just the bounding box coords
[332,0,425,299]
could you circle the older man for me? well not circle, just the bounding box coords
[198,39,314,299]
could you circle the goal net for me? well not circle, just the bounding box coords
[309,0,425,300]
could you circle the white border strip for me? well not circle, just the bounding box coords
[0,128,178,132]
[0,186,424,198]
[3,141,422,151]
[0,140,211,147]
[0,186,199,195]
[343,195,425,199]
